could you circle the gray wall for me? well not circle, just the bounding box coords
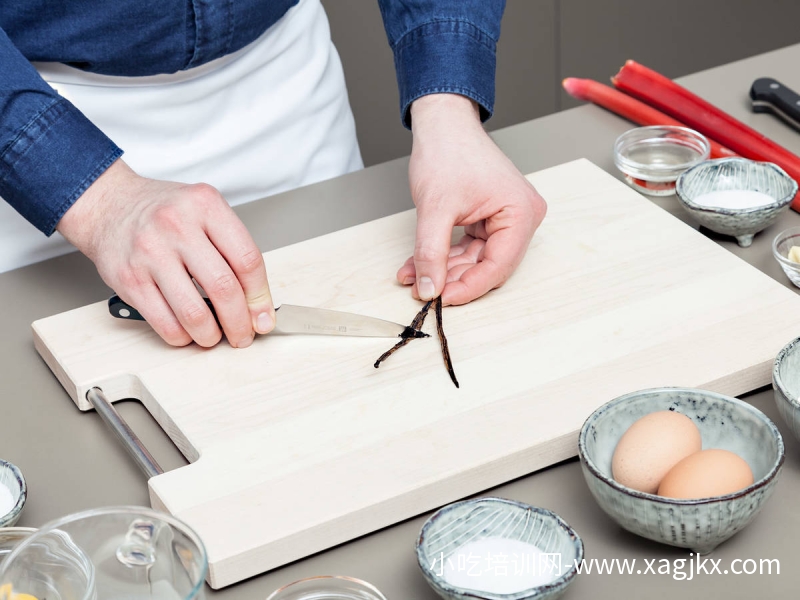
[323,0,800,168]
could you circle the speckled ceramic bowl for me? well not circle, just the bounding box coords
[773,337,800,442]
[416,497,583,600]
[579,388,783,554]
[675,158,797,247]
[0,461,26,528]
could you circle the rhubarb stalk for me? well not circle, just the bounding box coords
[562,78,736,159]
[612,60,800,209]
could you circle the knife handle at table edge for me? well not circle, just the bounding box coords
[750,77,800,131]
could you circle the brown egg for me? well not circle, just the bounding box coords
[658,449,754,499]
[612,410,702,493]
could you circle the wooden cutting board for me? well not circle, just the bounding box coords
[33,159,800,588]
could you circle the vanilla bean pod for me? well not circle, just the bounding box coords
[373,298,459,388]
[373,300,433,368]
[434,296,459,388]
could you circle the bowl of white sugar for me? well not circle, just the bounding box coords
[416,497,583,600]
[0,461,25,528]
[675,158,797,247]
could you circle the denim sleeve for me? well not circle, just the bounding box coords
[0,28,122,235]
[377,0,506,129]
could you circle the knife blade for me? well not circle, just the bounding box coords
[750,77,800,132]
[108,295,426,338]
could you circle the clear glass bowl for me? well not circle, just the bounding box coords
[614,126,711,196]
[0,506,207,600]
[266,576,387,600]
[0,528,36,566]
[773,226,800,288]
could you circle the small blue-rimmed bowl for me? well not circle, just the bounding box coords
[416,497,583,600]
[675,157,797,247]
[579,388,783,554]
[0,461,26,528]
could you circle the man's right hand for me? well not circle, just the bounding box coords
[57,159,275,348]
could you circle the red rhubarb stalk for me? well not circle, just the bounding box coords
[612,60,800,209]
[562,77,736,159]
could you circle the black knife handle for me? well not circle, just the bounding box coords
[750,77,800,131]
[108,294,216,321]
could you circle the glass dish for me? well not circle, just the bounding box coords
[0,528,36,566]
[0,506,207,600]
[773,226,800,288]
[266,575,388,600]
[614,126,711,196]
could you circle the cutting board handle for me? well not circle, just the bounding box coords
[86,387,163,479]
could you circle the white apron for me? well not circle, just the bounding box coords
[0,0,362,273]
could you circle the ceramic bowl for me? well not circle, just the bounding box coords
[773,337,800,441]
[266,575,388,600]
[675,157,797,247]
[0,527,36,565]
[416,497,583,600]
[578,387,783,554]
[0,461,26,528]
[772,226,800,288]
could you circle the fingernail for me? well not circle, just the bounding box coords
[402,276,416,286]
[256,311,274,334]
[236,335,254,349]
[418,276,436,300]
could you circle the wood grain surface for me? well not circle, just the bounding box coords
[32,159,800,588]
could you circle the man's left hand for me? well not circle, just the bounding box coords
[397,93,547,305]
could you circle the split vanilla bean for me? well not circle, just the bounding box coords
[434,296,459,388]
[373,300,432,368]
[373,297,459,389]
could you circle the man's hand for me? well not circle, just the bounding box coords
[57,159,275,348]
[397,94,547,305]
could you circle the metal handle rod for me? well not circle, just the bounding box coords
[86,387,164,479]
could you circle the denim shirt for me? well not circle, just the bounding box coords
[0,0,505,235]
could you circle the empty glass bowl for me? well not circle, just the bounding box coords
[0,506,207,600]
[614,126,711,196]
[266,575,387,600]
[0,528,36,566]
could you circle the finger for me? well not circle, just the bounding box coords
[465,221,489,240]
[413,204,456,300]
[184,239,254,349]
[153,266,222,347]
[126,283,192,347]
[449,234,475,257]
[396,256,416,285]
[447,237,485,268]
[399,234,486,285]
[206,206,275,334]
[441,225,530,306]
[445,262,473,283]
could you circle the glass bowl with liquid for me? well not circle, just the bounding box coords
[614,126,711,196]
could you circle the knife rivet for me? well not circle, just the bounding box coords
[771,83,780,89]
[119,308,131,318]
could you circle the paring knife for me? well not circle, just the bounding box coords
[108,295,427,338]
[750,77,800,132]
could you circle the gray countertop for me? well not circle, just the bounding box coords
[4,45,800,599]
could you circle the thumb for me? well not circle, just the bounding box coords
[414,204,454,300]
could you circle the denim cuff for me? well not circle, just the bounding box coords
[392,19,497,130]
[0,97,123,235]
